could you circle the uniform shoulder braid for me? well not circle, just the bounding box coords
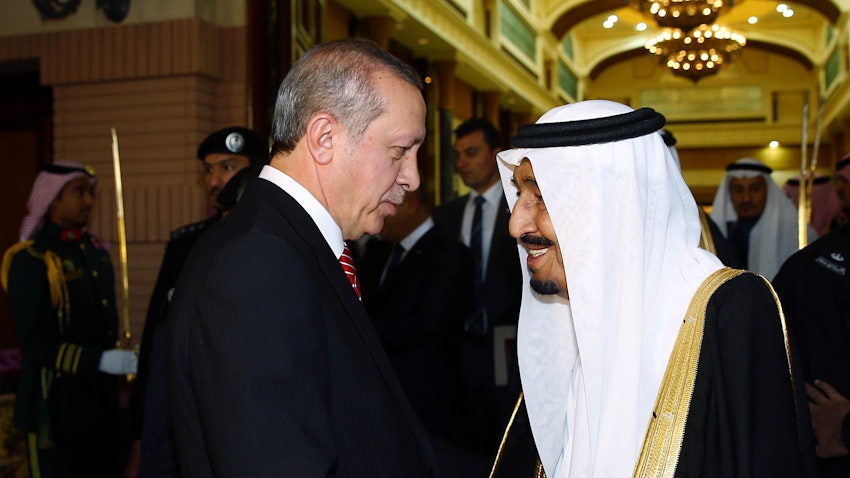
[1,240,35,292]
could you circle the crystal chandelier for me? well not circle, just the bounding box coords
[633,0,738,32]
[645,24,746,81]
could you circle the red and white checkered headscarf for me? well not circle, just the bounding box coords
[20,160,98,241]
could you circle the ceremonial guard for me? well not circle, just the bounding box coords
[1,160,137,477]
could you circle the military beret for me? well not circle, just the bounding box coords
[196,126,268,165]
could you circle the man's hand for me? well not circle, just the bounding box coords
[807,379,850,459]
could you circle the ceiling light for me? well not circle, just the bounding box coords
[646,23,746,81]
[748,16,757,24]
[632,0,738,32]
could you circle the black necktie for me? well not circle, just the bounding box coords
[470,195,485,283]
[466,196,487,336]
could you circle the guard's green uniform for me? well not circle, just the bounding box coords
[1,220,122,478]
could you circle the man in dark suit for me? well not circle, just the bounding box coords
[166,39,438,477]
[359,187,474,445]
[433,118,523,457]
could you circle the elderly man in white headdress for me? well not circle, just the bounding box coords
[495,100,815,478]
[710,158,816,279]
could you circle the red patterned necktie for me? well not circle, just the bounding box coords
[339,243,361,301]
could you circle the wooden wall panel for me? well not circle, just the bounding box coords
[0,34,42,60]
[1,20,229,85]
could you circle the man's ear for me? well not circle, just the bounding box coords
[305,114,337,165]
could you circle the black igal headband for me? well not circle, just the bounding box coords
[40,163,96,177]
[511,107,666,148]
[725,162,772,175]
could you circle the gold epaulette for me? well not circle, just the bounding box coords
[1,241,70,333]
[1,240,34,292]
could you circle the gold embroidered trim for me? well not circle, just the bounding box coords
[489,391,548,478]
[489,392,526,478]
[55,343,67,372]
[633,267,742,478]
[758,275,802,443]
[697,209,717,254]
[43,250,70,334]
[71,346,82,374]
[535,460,546,478]
[28,433,42,478]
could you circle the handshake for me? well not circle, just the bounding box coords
[98,349,138,375]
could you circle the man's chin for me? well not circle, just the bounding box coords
[358,217,386,239]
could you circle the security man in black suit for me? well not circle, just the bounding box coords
[359,186,489,476]
[433,117,523,458]
[360,186,474,441]
[126,126,267,476]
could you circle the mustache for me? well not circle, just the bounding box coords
[385,189,406,206]
[519,233,555,247]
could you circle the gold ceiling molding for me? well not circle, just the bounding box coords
[550,0,839,39]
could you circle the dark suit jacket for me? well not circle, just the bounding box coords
[166,178,439,477]
[433,193,523,455]
[359,226,474,442]
[432,194,522,332]
[134,215,221,477]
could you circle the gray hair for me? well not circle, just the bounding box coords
[271,38,424,155]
